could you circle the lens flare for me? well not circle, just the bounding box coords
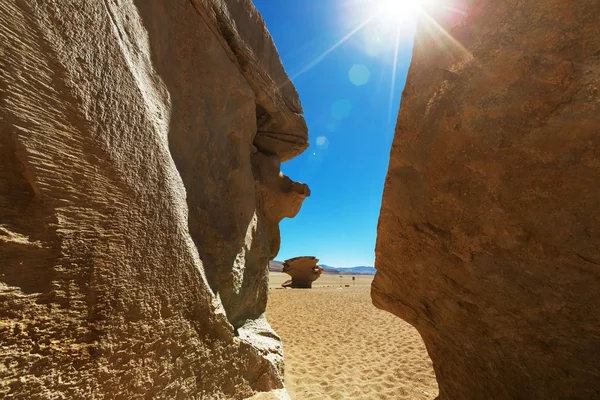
[348,64,371,86]
[376,0,423,25]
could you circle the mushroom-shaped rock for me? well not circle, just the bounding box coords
[281,257,323,288]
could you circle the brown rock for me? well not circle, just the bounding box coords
[373,1,600,399]
[281,257,324,288]
[189,0,308,161]
[0,0,307,398]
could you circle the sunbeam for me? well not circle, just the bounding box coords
[420,10,472,59]
[387,22,402,131]
[288,0,433,84]
[290,14,377,81]
[377,0,424,25]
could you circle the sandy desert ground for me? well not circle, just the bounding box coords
[266,272,438,399]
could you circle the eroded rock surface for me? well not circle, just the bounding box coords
[0,0,307,398]
[373,1,600,399]
[282,257,323,288]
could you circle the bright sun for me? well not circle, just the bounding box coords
[376,0,424,25]
[292,0,434,79]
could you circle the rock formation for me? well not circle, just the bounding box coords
[281,257,324,288]
[0,0,308,398]
[373,1,600,399]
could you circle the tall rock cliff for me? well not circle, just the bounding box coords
[0,0,308,398]
[373,1,600,399]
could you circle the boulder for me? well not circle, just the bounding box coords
[373,1,600,399]
[0,0,308,398]
[281,257,324,288]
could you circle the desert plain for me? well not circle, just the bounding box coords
[267,272,439,399]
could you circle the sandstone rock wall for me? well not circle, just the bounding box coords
[0,0,307,398]
[373,1,600,399]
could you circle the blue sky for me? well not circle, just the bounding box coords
[253,0,418,267]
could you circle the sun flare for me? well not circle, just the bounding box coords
[358,0,427,42]
[291,0,436,81]
[376,0,424,24]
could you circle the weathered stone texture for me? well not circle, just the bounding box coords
[281,257,323,289]
[0,0,307,398]
[373,1,600,399]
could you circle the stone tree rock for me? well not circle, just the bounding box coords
[373,1,600,399]
[281,257,324,288]
[0,0,308,398]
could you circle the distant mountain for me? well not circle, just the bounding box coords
[337,266,377,275]
[320,264,376,275]
[268,260,284,272]
[269,260,376,275]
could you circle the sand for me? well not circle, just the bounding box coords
[266,273,439,399]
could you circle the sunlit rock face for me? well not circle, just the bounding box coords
[373,1,600,399]
[281,257,324,288]
[0,0,307,398]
